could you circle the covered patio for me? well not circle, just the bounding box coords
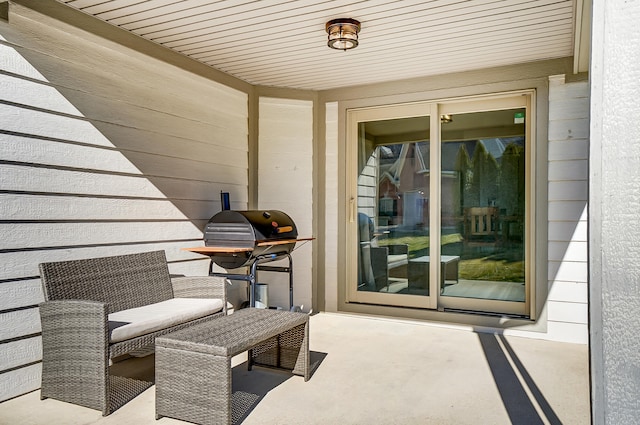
[3,0,640,423]
[1,312,589,424]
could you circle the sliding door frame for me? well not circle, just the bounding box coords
[345,90,536,318]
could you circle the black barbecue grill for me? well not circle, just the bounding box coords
[203,210,298,269]
[185,210,310,310]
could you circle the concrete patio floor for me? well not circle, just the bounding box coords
[0,312,590,425]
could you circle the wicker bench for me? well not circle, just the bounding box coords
[155,308,310,425]
[38,250,228,416]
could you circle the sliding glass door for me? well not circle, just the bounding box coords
[347,93,533,316]
[437,97,532,316]
[347,104,437,309]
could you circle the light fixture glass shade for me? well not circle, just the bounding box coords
[326,18,361,50]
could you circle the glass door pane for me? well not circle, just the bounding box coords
[354,114,434,307]
[439,108,528,314]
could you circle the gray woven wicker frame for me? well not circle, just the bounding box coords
[38,250,227,416]
[155,308,310,425]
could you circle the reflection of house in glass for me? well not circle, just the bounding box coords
[378,143,429,229]
[376,137,524,244]
[361,135,527,304]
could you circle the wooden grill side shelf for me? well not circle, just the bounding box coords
[183,246,253,253]
[183,238,314,309]
[182,237,314,254]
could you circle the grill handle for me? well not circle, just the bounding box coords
[275,226,293,234]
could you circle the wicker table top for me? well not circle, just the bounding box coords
[155,308,308,357]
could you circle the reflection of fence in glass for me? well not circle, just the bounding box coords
[452,138,525,215]
[443,137,527,290]
[357,133,527,295]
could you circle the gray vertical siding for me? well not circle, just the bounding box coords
[590,0,640,421]
[0,6,248,401]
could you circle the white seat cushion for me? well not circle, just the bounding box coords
[108,298,224,343]
[387,254,408,269]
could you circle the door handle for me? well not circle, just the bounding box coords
[349,198,355,223]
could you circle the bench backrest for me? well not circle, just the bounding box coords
[39,250,174,313]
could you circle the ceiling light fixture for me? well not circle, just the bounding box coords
[326,18,361,51]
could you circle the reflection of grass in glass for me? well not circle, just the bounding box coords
[379,234,524,282]
[459,257,524,282]
[378,234,463,252]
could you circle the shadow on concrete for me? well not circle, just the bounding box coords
[109,350,327,425]
[110,352,155,383]
[478,332,562,425]
[231,351,327,424]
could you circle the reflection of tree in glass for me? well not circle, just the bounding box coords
[454,144,472,214]
[467,142,499,207]
[498,143,524,216]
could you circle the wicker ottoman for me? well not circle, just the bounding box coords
[155,308,309,425]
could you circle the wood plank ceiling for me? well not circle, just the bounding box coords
[57,0,576,91]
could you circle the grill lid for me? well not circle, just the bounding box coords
[203,210,298,268]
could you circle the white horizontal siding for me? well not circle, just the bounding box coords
[2,164,162,196]
[547,139,589,160]
[548,79,589,101]
[0,279,43,310]
[548,281,588,304]
[547,97,590,120]
[0,73,82,116]
[548,241,589,262]
[548,181,588,201]
[548,260,589,283]
[0,103,114,147]
[548,160,588,180]
[0,5,249,402]
[1,134,141,174]
[1,222,204,250]
[548,200,588,221]
[358,150,379,222]
[166,258,210,277]
[545,321,589,344]
[0,194,190,220]
[0,43,47,81]
[547,300,588,324]
[546,75,589,344]
[358,175,377,188]
[0,241,216,281]
[0,337,42,370]
[0,364,41,403]
[548,221,587,242]
[0,309,41,341]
